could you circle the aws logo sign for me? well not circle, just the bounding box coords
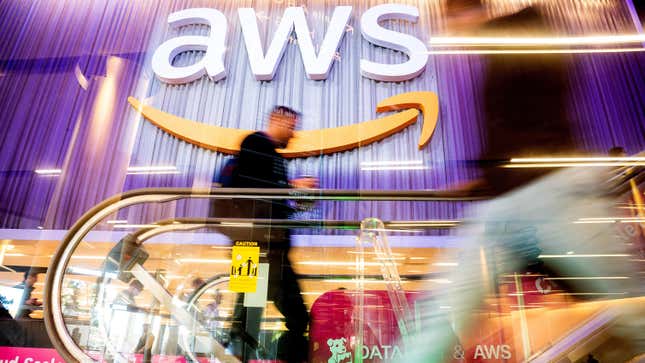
[131,4,439,157]
[151,4,429,83]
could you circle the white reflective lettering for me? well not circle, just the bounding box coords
[151,8,228,84]
[501,345,512,359]
[474,345,486,359]
[361,345,370,359]
[382,345,391,359]
[238,6,351,80]
[392,345,402,359]
[484,345,501,359]
[360,4,428,81]
[370,345,383,360]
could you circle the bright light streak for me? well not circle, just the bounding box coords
[373,256,406,261]
[35,169,62,175]
[538,254,630,258]
[347,251,404,256]
[127,165,178,172]
[574,216,645,224]
[220,222,254,228]
[176,258,230,264]
[432,262,459,266]
[545,276,629,280]
[428,34,645,46]
[298,261,398,267]
[361,165,428,171]
[362,228,424,233]
[322,279,408,284]
[126,165,179,175]
[513,157,645,162]
[127,171,181,175]
[112,224,158,229]
[70,255,107,260]
[387,220,460,227]
[504,157,645,168]
[554,292,627,296]
[360,160,423,166]
[573,220,616,224]
[106,220,128,224]
[425,48,645,55]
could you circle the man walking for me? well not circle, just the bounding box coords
[223,105,316,363]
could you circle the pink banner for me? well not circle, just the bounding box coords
[0,346,65,363]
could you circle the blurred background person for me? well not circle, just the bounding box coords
[134,323,155,363]
[113,279,143,307]
[14,270,41,319]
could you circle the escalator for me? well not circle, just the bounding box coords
[42,188,477,362]
[39,183,643,362]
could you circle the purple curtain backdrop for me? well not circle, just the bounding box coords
[0,0,643,230]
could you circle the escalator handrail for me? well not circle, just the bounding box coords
[44,188,483,362]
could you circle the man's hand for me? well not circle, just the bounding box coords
[290,177,318,188]
[26,298,42,306]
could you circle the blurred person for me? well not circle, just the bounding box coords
[215,105,316,363]
[203,289,224,331]
[178,276,206,302]
[14,270,41,319]
[135,323,155,363]
[446,0,576,195]
[396,1,642,361]
[71,327,82,343]
[113,279,143,307]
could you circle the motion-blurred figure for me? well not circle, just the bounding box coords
[113,280,143,307]
[214,105,317,363]
[15,270,41,319]
[397,1,643,361]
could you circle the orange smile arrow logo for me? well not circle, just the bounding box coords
[128,91,438,158]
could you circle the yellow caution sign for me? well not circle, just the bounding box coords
[229,241,260,292]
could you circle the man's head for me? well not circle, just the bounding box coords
[24,271,38,287]
[129,280,143,295]
[266,105,300,149]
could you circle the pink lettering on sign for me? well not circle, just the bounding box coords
[0,346,65,363]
